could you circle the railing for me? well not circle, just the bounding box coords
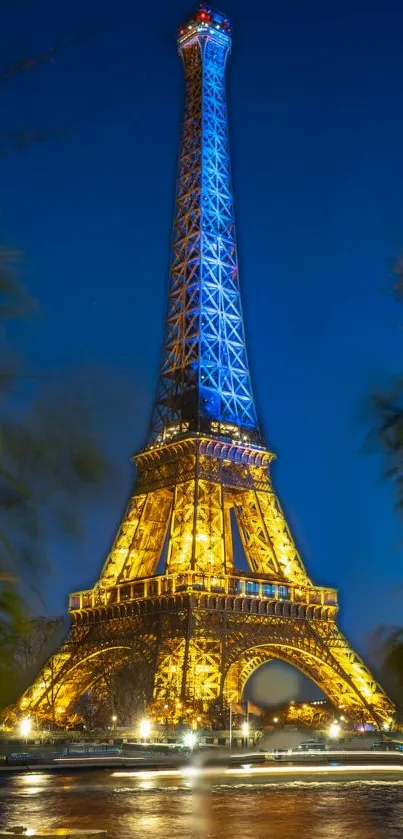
[69,572,338,612]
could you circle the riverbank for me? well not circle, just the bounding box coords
[1,749,403,778]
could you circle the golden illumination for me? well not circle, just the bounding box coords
[14,440,395,730]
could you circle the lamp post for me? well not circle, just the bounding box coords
[183,731,197,752]
[111,714,117,732]
[163,703,169,733]
[241,720,249,748]
[229,703,232,752]
[328,721,341,741]
[19,717,32,744]
[139,718,151,742]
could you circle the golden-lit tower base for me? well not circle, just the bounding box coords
[18,435,394,729]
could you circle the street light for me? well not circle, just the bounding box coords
[111,714,117,731]
[241,720,249,748]
[328,721,341,740]
[183,731,197,751]
[19,717,32,742]
[139,718,151,740]
[273,717,279,724]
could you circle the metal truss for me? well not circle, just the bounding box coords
[154,635,221,706]
[167,478,225,575]
[97,438,310,587]
[222,614,393,724]
[19,616,158,721]
[151,7,258,442]
[232,486,309,584]
[100,489,172,584]
[14,6,395,731]
[19,433,395,727]
[21,599,392,726]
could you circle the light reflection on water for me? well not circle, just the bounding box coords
[0,772,402,838]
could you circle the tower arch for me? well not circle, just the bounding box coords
[224,644,369,719]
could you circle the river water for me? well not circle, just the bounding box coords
[0,771,403,838]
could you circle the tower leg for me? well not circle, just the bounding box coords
[100,489,172,585]
[232,486,309,584]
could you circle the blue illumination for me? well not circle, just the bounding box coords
[151,8,260,443]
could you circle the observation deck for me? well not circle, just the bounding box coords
[178,4,231,47]
[69,572,338,625]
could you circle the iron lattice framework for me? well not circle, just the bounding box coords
[17,5,394,729]
[151,7,258,443]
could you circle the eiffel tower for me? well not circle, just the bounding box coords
[19,4,393,728]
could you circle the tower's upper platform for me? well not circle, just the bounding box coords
[178,5,232,48]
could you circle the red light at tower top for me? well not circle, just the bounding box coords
[196,10,211,22]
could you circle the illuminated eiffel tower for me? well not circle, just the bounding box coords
[19,4,393,727]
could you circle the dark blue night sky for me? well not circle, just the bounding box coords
[2,0,403,658]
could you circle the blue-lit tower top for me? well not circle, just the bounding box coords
[150,5,261,446]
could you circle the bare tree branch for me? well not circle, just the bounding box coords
[0,43,59,83]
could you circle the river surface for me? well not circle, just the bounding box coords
[0,770,403,838]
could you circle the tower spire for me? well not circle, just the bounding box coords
[151,4,260,445]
